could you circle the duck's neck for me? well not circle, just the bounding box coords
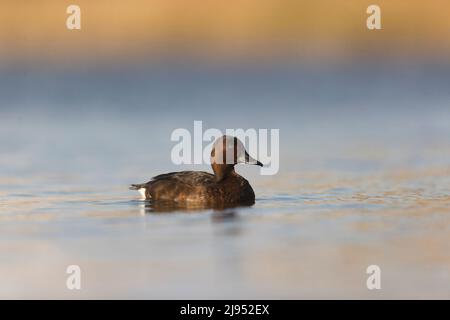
[211,163,236,182]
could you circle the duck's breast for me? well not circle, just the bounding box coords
[219,175,255,205]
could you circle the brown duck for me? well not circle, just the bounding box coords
[130,135,262,207]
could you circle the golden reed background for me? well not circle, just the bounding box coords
[1,0,450,64]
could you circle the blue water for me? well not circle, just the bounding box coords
[1,62,450,298]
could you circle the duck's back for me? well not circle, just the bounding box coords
[131,170,255,206]
[148,171,215,202]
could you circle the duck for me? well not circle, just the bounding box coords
[130,135,263,207]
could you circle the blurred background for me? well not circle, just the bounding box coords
[1,0,450,64]
[1,1,450,299]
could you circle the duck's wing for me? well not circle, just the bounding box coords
[129,172,186,190]
[130,171,215,201]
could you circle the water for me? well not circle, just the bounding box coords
[1,63,450,298]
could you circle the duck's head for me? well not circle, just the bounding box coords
[210,135,263,181]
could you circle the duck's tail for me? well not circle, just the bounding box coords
[130,183,148,199]
[129,183,145,190]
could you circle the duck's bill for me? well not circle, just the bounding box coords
[254,160,264,167]
[243,152,263,167]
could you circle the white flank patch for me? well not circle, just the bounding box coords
[138,188,146,199]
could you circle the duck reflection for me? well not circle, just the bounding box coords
[137,199,245,217]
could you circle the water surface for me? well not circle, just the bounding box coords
[1,64,450,298]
